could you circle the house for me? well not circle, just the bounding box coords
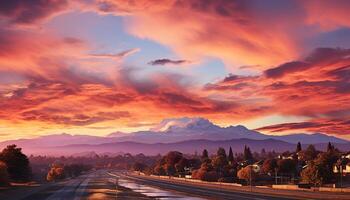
[333,159,350,174]
[277,152,297,160]
[251,160,264,173]
[341,152,350,159]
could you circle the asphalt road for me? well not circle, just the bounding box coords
[112,172,299,200]
[117,173,350,200]
[2,170,349,200]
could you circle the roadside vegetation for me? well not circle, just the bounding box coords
[133,142,350,187]
[0,142,349,188]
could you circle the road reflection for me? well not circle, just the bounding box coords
[117,178,206,200]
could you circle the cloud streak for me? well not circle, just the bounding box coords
[148,59,190,66]
[89,48,140,61]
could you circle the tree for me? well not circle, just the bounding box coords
[217,147,227,158]
[175,157,188,174]
[0,145,32,181]
[213,148,228,174]
[47,164,65,182]
[153,164,165,175]
[165,151,183,166]
[201,149,209,163]
[237,165,257,183]
[212,154,228,171]
[301,161,328,186]
[243,146,253,161]
[262,159,277,174]
[133,162,147,172]
[302,145,318,161]
[192,169,219,182]
[296,142,302,153]
[164,164,176,176]
[202,149,209,159]
[277,159,296,176]
[301,149,339,186]
[260,148,266,158]
[327,142,334,152]
[228,147,234,164]
[0,161,9,186]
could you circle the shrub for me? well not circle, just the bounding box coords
[192,169,218,182]
[46,165,65,182]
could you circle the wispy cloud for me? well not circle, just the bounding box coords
[89,48,140,61]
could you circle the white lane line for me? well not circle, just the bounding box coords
[46,179,81,200]
[73,174,93,200]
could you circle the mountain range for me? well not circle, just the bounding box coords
[1,117,349,156]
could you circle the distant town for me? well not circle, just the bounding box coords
[0,141,349,198]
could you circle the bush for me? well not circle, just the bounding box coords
[192,169,218,182]
[218,177,234,183]
[46,165,65,182]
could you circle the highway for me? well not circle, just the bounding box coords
[112,172,298,200]
[1,170,350,200]
[115,172,350,200]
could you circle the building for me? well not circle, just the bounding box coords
[333,160,350,174]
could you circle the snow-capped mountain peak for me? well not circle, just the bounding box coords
[150,117,218,132]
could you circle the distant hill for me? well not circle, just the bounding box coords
[23,138,350,156]
[0,117,348,156]
[106,117,349,144]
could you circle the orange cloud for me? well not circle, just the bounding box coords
[94,0,298,67]
[0,0,69,26]
[205,47,350,136]
[302,0,350,30]
[1,0,350,140]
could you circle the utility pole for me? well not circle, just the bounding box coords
[275,168,278,185]
[340,165,343,189]
[250,165,252,192]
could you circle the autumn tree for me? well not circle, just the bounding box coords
[262,159,278,175]
[237,165,257,183]
[47,164,65,182]
[0,145,32,181]
[301,149,339,186]
[301,161,328,186]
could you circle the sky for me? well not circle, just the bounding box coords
[0,0,350,141]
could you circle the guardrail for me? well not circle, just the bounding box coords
[147,174,243,187]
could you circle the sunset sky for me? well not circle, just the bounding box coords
[0,0,350,141]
